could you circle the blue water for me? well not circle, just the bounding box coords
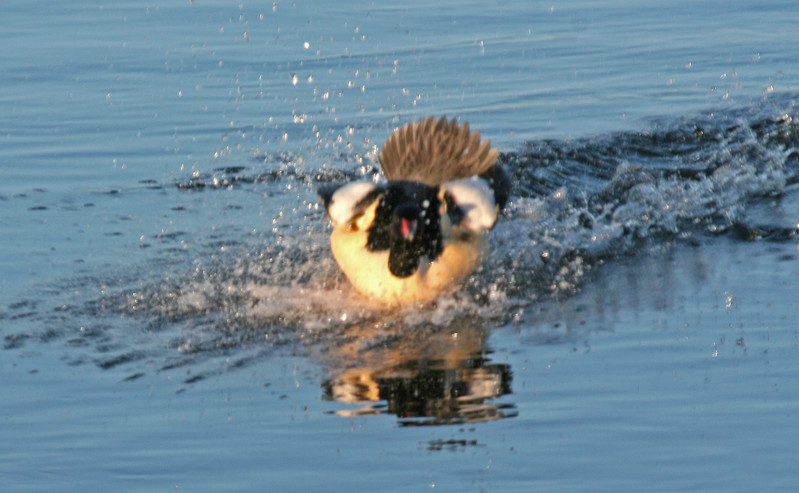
[2,1,799,491]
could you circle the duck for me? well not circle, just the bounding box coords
[319,116,509,307]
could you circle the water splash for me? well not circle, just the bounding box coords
[3,96,798,390]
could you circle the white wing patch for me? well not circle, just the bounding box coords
[441,176,498,232]
[325,181,379,227]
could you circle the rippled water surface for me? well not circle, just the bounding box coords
[2,1,799,491]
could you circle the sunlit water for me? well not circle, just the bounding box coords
[2,1,799,491]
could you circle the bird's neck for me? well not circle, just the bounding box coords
[388,239,423,278]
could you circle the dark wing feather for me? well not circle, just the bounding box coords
[378,116,499,186]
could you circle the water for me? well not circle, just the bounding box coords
[2,1,799,491]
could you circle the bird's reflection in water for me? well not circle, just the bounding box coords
[320,316,517,426]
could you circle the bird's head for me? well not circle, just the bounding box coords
[390,203,422,243]
[377,183,443,279]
